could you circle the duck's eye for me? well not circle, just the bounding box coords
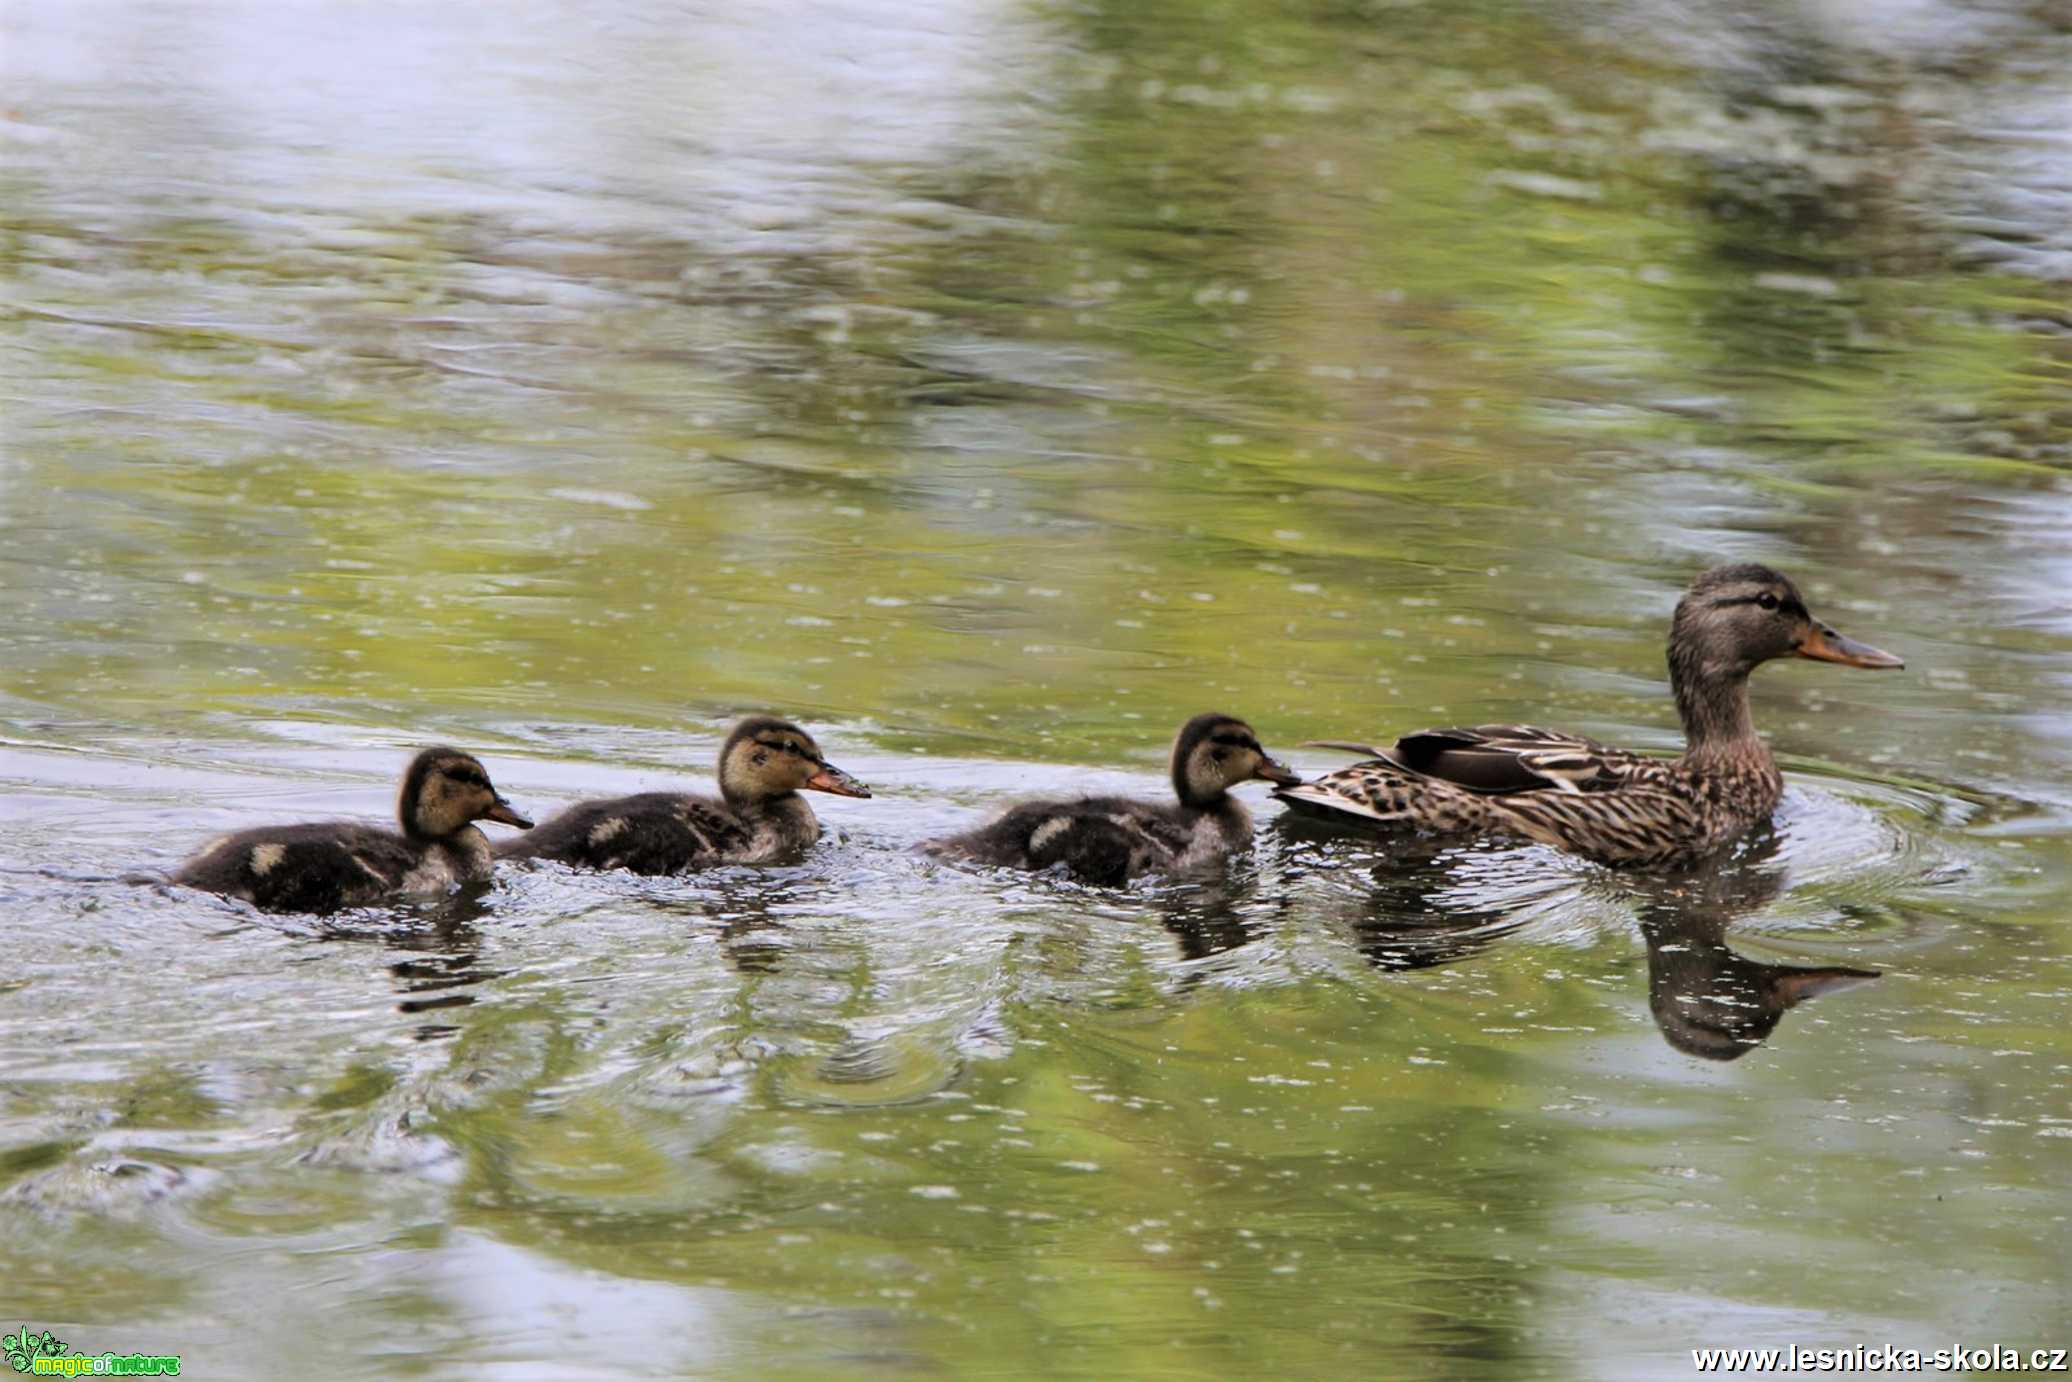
[1756,592,1780,611]
[1210,749,1228,763]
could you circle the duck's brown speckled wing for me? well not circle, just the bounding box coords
[1275,756,1492,831]
[1284,724,1648,814]
[1276,724,1725,866]
[173,822,417,913]
[498,792,755,875]
[1389,724,1642,794]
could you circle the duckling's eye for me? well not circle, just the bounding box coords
[1756,592,1780,611]
[1210,749,1228,762]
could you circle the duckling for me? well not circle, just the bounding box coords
[1277,564,1904,865]
[497,715,870,874]
[919,713,1301,887]
[172,747,532,913]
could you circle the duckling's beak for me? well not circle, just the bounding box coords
[804,762,872,799]
[1796,621,1904,670]
[485,796,534,829]
[1255,754,1304,787]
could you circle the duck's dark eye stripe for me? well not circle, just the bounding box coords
[753,738,820,758]
[1714,592,1809,619]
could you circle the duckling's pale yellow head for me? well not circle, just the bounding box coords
[717,716,871,807]
[399,748,532,840]
[1171,713,1301,809]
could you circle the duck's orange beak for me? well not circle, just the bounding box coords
[485,796,534,829]
[804,762,872,799]
[1797,621,1904,670]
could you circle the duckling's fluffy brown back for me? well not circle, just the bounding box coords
[497,789,823,873]
[920,794,1250,887]
[173,821,484,913]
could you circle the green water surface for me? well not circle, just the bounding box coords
[2,0,2068,1376]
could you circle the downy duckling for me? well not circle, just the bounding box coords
[172,747,532,913]
[919,713,1301,887]
[497,715,871,874]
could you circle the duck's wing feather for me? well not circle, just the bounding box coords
[1275,759,1486,831]
[1390,724,1642,795]
[1278,745,1716,866]
[499,792,752,875]
[1306,724,1644,796]
[1277,724,1658,835]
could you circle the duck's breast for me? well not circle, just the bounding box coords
[399,827,493,893]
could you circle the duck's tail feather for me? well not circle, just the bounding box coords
[1301,740,1393,758]
[1272,783,1415,825]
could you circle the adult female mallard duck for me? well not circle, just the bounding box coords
[919,713,1301,886]
[1275,564,1903,866]
[498,715,870,874]
[173,747,532,912]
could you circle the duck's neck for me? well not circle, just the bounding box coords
[738,790,820,843]
[1670,644,1767,767]
[1172,772,1224,815]
[1212,794,1254,837]
[1175,781,1250,837]
[413,824,493,879]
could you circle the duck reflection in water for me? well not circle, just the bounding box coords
[307,890,506,1039]
[1627,827,1879,1061]
[1151,871,1273,962]
[659,864,871,975]
[1282,816,1878,1057]
[706,868,819,975]
[1279,826,1549,972]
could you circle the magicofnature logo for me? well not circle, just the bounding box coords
[3,1328,179,1377]
[2,1331,64,1375]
